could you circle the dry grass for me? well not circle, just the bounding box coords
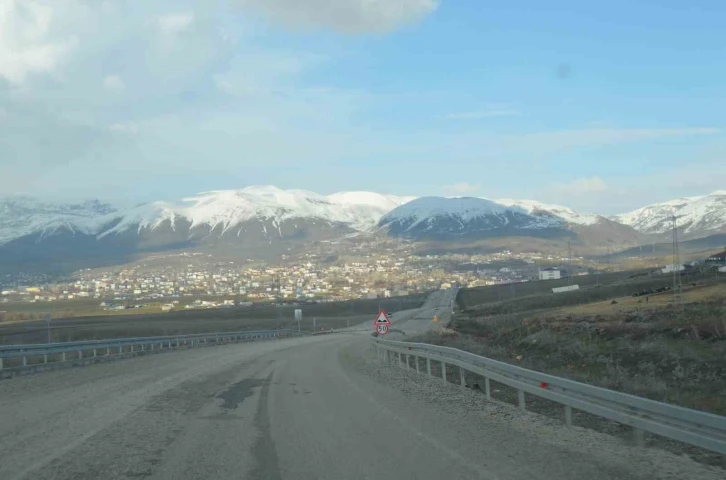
[559,282,726,316]
[417,279,726,416]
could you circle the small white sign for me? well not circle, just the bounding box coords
[294,309,302,321]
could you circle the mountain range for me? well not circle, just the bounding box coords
[1,186,725,272]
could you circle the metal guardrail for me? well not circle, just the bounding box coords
[0,329,306,372]
[373,337,726,455]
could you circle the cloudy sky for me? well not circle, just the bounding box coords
[1,0,724,213]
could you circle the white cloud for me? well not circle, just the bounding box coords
[552,176,609,196]
[0,0,78,85]
[158,12,195,35]
[446,110,518,119]
[443,182,481,195]
[109,121,138,134]
[236,0,438,33]
[515,128,719,152]
[103,74,125,92]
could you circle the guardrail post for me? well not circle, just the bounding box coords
[442,362,447,383]
[106,347,110,355]
[427,358,431,377]
[130,345,134,353]
[119,346,123,354]
[77,350,82,360]
[518,390,525,411]
[168,341,171,348]
[93,348,97,357]
[485,377,491,400]
[150,343,154,351]
[23,355,27,367]
[565,405,573,426]
[0,358,3,369]
[415,356,420,373]
[459,367,465,388]
[62,352,66,362]
[398,352,402,368]
[141,344,145,351]
[177,339,180,347]
[405,354,410,369]
[44,354,48,363]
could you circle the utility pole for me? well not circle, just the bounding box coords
[672,215,683,307]
[275,275,282,329]
[568,240,573,286]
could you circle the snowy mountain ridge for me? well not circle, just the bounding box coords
[0,187,417,244]
[0,196,118,244]
[2,187,725,246]
[611,190,726,239]
[494,198,602,226]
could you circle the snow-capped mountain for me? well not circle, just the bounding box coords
[379,196,647,248]
[1,186,722,272]
[495,198,602,226]
[612,190,726,240]
[327,191,416,230]
[0,187,419,272]
[0,196,118,244]
[379,196,563,238]
[0,187,417,246]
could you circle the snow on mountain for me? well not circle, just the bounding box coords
[326,191,416,209]
[383,197,511,224]
[98,187,341,237]
[97,188,419,238]
[379,196,559,237]
[0,187,419,245]
[612,191,726,238]
[326,191,416,230]
[3,187,724,248]
[495,198,602,226]
[0,196,118,244]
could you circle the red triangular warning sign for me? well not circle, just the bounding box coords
[374,310,391,325]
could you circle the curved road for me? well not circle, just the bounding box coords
[0,291,720,480]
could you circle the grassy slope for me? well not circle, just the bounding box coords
[419,275,726,415]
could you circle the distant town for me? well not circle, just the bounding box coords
[2,236,724,317]
[0,240,584,312]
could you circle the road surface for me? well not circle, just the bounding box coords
[0,291,720,480]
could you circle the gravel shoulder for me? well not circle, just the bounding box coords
[340,340,726,480]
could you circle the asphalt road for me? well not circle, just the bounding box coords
[0,290,720,480]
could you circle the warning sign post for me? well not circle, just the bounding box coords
[373,309,391,336]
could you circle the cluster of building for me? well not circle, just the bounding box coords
[9,243,720,313]
[0,245,576,310]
